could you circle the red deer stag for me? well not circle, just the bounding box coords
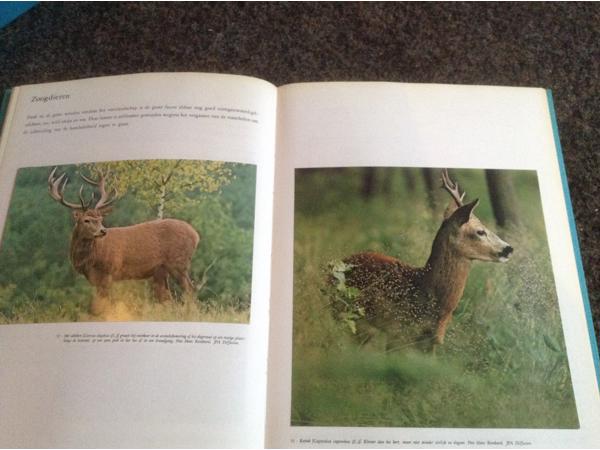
[48,167,200,315]
[342,169,513,352]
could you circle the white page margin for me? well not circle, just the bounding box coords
[0,73,277,448]
[266,82,600,448]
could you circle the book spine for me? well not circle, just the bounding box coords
[0,88,14,167]
[546,89,600,389]
[0,89,12,135]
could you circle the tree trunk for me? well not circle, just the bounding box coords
[381,168,394,196]
[402,168,416,192]
[361,167,377,200]
[157,183,167,219]
[421,168,438,210]
[485,170,520,228]
[156,162,181,219]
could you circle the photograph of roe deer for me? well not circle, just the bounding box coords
[0,159,256,324]
[292,167,578,429]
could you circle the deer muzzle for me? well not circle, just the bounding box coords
[498,245,513,262]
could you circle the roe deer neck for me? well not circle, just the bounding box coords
[421,229,471,314]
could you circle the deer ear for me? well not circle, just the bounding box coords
[98,206,113,217]
[449,198,479,226]
[443,200,459,219]
[72,210,83,220]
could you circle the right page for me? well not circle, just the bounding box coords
[267,82,600,448]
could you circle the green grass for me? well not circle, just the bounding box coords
[291,168,578,429]
[0,162,255,325]
[0,281,249,324]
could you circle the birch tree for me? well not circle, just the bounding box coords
[80,160,233,219]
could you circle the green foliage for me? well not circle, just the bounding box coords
[0,161,255,323]
[327,260,363,334]
[81,160,233,218]
[292,167,578,429]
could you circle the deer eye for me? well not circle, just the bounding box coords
[84,219,90,223]
[477,230,487,237]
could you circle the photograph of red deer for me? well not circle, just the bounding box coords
[0,159,256,324]
[291,167,578,428]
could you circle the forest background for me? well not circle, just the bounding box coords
[0,159,256,323]
[292,167,578,429]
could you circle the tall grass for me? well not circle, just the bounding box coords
[0,281,249,324]
[0,163,255,325]
[292,168,578,429]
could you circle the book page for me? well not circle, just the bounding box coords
[266,82,600,448]
[0,73,276,447]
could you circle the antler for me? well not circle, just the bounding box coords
[441,168,465,207]
[80,170,118,210]
[48,167,117,211]
[48,167,86,210]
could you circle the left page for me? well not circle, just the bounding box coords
[0,73,276,447]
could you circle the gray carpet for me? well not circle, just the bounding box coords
[1,2,598,345]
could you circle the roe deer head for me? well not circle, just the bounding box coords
[342,168,513,352]
[48,167,200,316]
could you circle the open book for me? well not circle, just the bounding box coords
[0,73,598,448]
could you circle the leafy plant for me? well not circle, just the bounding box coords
[0,161,255,323]
[327,260,363,334]
[82,159,233,219]
[292,167,578,429]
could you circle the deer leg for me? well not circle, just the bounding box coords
[172,269,195,304]
[90,283,110,316]
[414,329,437,353]
[153,267,172,304]
[176,271,194,293]
[434,313,454,346]
[356,321,386,351]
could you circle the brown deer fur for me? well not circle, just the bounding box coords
[71,211,199,315]
[49,169,200,315]
[343,170,513,352]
